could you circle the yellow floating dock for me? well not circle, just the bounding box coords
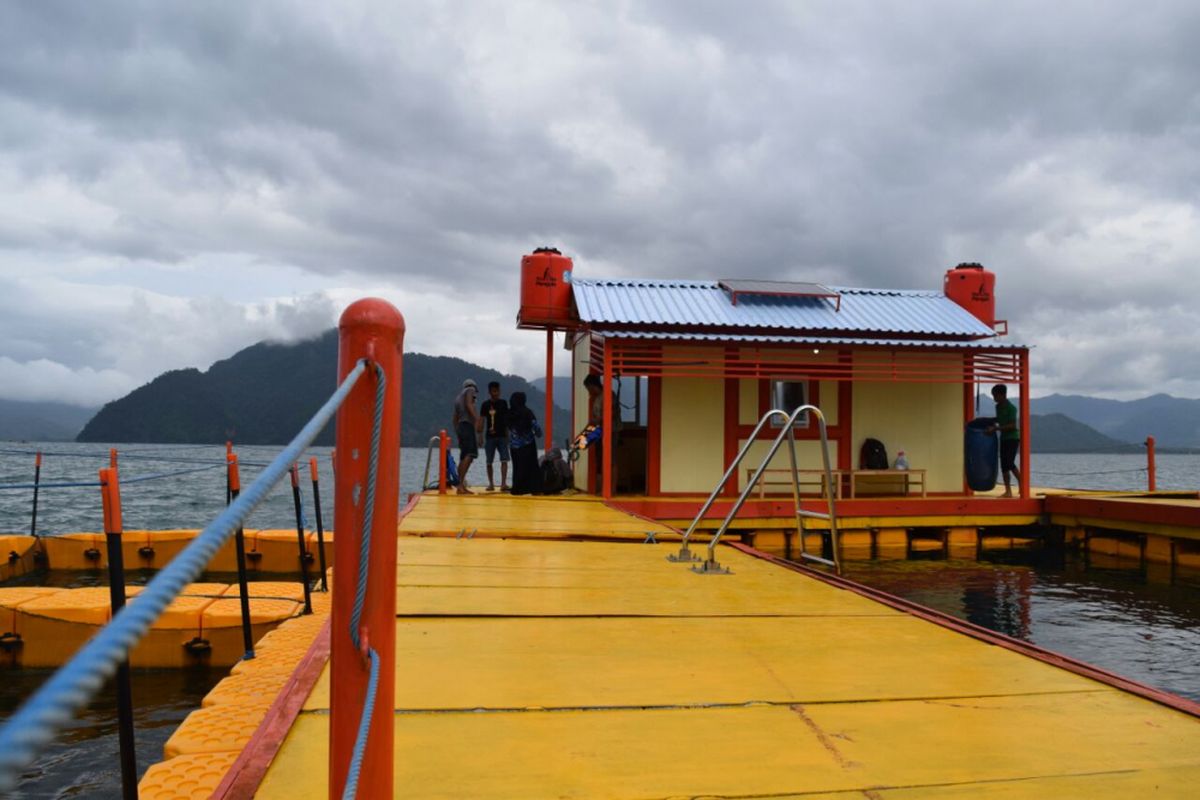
[147,494,1200,798]
[0,528,333,574]
[0,582,310,668]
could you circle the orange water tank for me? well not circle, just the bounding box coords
[518,247,573,328]
[944,262,996,328]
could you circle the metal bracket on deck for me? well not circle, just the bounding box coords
[691,557,731,575]
[455,528,477,540]
[667,544,701,563]
[643,531,657,544]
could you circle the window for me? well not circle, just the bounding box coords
[770,380,809,427]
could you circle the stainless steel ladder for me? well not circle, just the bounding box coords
[668,404,840,574]
[420,434,443,490]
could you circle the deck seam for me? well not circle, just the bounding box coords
[299,688,1108,715]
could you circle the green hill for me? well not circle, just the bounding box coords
[0,399,98,441]
[1029,412,1137,453]
[77,331,571,447]
[1031,393,1200,448]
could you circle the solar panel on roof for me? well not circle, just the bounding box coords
[717,279,841,309]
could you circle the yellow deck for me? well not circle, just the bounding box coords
[399,491,680,540]
[241,494,1200,798]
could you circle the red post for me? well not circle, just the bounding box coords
[1019,350,1030,499]
[1146,436,1157,492]
[330,298,403,800]
[545,330,554,452]
[109,448,118,471]
[602,338,613,499]
[438,429,448,494]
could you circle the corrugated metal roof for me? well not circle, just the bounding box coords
[571,278,997,338]
[598,330,1028,351]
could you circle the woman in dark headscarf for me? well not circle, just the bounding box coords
[508,391,543,495]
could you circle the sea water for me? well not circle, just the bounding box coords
[0,443,1198,797]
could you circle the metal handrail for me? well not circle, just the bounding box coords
[698,404,839,574]
[420,434,442,489]
[668,408,793,563]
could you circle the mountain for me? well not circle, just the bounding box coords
[77,331,571,447]
[1029,413,1136,453]
[1031,393,1200,448]
[0,399,98,441]
[529,377,572,410]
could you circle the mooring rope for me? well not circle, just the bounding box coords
[343,362,386,800]
[0,359,370,792]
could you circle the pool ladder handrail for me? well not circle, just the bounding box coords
[668,405,840,575]
[420,434,442,490]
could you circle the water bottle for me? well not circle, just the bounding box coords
[894,450,910,470]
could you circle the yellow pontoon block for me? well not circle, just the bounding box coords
[0,584,303,668]
[27,528,334,573]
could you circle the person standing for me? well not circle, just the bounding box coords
[480,381,511,491]
[508,391,543,495]
[988,384,1022,497]
[452,378,480,494]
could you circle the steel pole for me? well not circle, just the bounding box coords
[310,457,328,591]
[290,465,313,615]
[99,467,137,800]
[228,454,255,660]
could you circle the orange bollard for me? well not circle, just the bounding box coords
[438,429,448,494]
[109,448,118,471]
[330,298,403,800]
[1146,436,1157,492]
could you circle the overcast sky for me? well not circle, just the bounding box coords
[1,0,1198,408]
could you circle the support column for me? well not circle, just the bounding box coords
[1019,348,1031,499]
[545,330,554,452]
[602,338,613,499]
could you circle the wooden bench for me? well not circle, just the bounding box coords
[748,468,843,499]
[849,469,926,498]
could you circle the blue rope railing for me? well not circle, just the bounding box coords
[342,362,386,800]
[0,359,370,791]
[0,463,224,491]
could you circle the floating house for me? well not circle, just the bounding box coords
[519,249,1031,524]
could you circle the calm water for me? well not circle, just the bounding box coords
[0,443,1198,796]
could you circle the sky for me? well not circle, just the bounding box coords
[1,0,1199,408]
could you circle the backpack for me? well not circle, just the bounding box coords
[859,438,888,470]
[541,459,565,494]
[540,448,571,495]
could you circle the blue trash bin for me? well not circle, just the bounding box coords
[965,417,999,492]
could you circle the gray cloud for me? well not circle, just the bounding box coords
[1,0,1199,406]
